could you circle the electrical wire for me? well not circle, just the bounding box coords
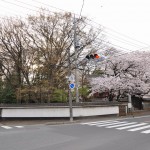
[101,31,145,48]
[1,1,150,78]
[0,0,148,57]
[1,0,43,14]
[79,0,85,19]
[0,0,130,53]
[0,4,28,17]
[3,0,148,50]
[75,21,145,50]
[31,0,150,47]
[86,19,150,47]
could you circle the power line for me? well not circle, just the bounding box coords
[1,0,147,53]
[102,33,143,48]
[82,21,149,48]
[4,0,148,50]
[75,20,145,50]
[104,27,150,47]
[32,0,70,13]
[1,0,39,14]
[86,19,150,47]
[92,39,150,60]
[12,0,47,12]
[79,0,85,19]
[31,0,150,47]
[95,38,133,52]
[106,46,150,60]
[78,22,145,49]
[0,3,29,17]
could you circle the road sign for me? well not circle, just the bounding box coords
[128,103,132,108]
[68,74,75,82]
[69,83,75,89]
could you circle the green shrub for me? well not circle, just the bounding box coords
[0,86,16,104]
[79,86,90,101]
[51,89,67,103]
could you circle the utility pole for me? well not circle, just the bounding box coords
[68,48,73,122]
[128,93,134,117]
[74,15,79,103]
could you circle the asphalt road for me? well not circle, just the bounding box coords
[1,115,150,150]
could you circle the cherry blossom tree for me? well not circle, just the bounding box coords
[89,51,150,101]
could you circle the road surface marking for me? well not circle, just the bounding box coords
[87,121,119,126]
[106,122,137,128]
[141,129,150,134]
[96,121,127,127]
[117,123,148,130]
[128,125,150,131]
[81,120,119,125]
[15,126,24,128]
[1,126,12,129]
[81,120,150,134]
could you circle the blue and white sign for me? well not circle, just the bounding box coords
[68,74,75,82]
[69,83,75,89]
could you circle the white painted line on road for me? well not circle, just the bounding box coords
[128,125,150,131]
[15,126,24,128]
[141,129,150,134]
[81,115,150,126]
[106,122,137,128]
[81,120,119,125]
[88,121,119,126]
[117,123,148,130]
[1,126,12,129]
[96,121,127,127]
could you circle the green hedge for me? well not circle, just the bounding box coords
[51,89,67,103]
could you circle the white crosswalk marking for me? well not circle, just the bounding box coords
[96,121,127,127]
[106,122,137,128]
[81,120,150,135]
[81,120,118,125]
[117,123,148,130]
[128,125,150,131]
[15,126,24,128]
[0,125,24,130]
[1,126,12,129]
[87,121,119,126]
[141,129,150,134]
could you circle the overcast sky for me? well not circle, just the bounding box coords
[0,0,150,52]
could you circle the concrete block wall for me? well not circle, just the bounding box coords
[1,106,119,118]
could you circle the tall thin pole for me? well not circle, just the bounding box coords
[74,15,79,103]
[68,48,73,122]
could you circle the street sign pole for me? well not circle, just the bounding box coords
[68,48,73,122]
[69,82,73,122]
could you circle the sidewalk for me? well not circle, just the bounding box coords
[127,109,150,117]
[0,114,118,126]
